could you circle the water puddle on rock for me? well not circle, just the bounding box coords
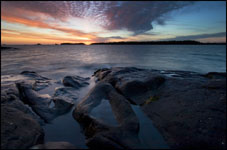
[43,108,87,149]
[90,99,118,126]
[42,76,97,149]
[131,105,169,149]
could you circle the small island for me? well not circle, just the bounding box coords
[60,43,85,45]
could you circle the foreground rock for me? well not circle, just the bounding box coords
[16,81,74,122]
[1,46,19,50]
[73,67,226,149]
[63,75,89,89]
[30,141,76,149]
[1,71,89,149]
[1,106,44,149]
[74,82,143,149]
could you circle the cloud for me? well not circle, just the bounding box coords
[163,32,226,41]
[104,2,193,35]
[1,1,193,36]
[108,36,124,39]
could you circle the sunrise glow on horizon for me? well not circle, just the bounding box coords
[1,1,226,45]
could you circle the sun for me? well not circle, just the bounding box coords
[83,41,92,45]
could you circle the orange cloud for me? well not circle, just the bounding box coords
[1,10,99,44]
[1,28,96,45]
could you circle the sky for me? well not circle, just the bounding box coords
[1,1,226,45]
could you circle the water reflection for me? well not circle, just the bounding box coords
[90,99,118,126]
[131,105,169,149]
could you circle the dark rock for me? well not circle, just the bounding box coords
[73,82,143,149]
[1,46,19,50]
[1,83,20,102]
[115,75,165,105]
[19,71,51,91]
[16,82,52,106]
[75,82,113,114]
[1,106,44,149]
[16,82,74,122]
[30,141,76,149]
[86,133,124,149]
[2,100,44,125]
[1,83,44,124]
[63,75,89,89]
[52,98,74,115]
[94,67,165,105]
[91,67,226,149]
[203,72,226,79]
[53,87,78,103]
[141,75,226,149]
[32,80,51,91]
[21,71,50,80]
[202,79,226,89]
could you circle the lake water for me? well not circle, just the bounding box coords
[1,45,226,78]
[1,45,226,148]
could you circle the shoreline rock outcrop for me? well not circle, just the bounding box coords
[1,68,226,149]
[1,71,90,149]
[74,67,226,149]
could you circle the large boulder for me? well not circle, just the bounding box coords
[92,67,226,149]
[1,83,44,124]
[20,71,51,91]
[94,67,165,105]
[52,87,78,104]
[16,82,74,122]
[1,106,44,149]
[140,73,226,149]
[114,75,165,105]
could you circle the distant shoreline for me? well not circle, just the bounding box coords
[2,40,226,46]
[90,41,226,45]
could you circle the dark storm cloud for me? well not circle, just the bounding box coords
[2,1,193,35]
[164,32,226,41]
[105,1,193,35]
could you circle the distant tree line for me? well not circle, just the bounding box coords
[90,40,226,45]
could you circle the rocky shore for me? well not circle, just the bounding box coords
[1,67,226,149]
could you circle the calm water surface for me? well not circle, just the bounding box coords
[1,45,226,78]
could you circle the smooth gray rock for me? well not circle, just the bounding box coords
[1,106,44,149]
[92,67,226,149]
[16,82,52,106]
[21,71,50,81]
[53,87,78,103]
[20,71,51,91]
[16,82,74,122]
[94,67,165,105]
[1,84,44,124]
[73,82,144,149]
[63,75,89,89]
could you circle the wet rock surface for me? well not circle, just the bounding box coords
[1,106,44,149]
[63,75,89,89]
[30,141,76,149]
[1,68,226,149]
[16,81,74,122]
[74,67,226,149]
[73,82,144,148]
[1,71,89,149]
